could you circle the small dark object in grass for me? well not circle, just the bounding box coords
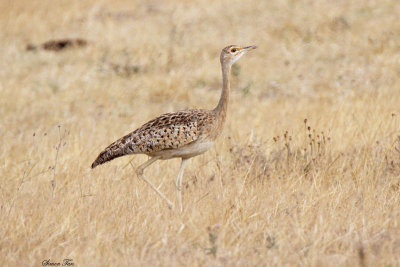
[26,38,88,52]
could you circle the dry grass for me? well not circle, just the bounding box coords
[1,0,400,266]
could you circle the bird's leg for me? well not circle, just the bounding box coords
[176,159,188,212]
[133,157,174,209]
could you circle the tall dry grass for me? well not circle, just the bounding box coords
[1,0,400,266]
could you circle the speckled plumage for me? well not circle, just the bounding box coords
[91,109,218,168]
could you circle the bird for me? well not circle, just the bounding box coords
[91,45,257,211]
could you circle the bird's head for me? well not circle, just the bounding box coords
[220,45,257,66]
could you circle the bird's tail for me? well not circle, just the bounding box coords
[91,137,134,169]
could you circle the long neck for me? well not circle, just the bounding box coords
[214,61,231,115]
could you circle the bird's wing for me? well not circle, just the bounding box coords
[91,110,214,168]
[126,109,214,153]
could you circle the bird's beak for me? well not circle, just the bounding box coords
[242,45,257,51]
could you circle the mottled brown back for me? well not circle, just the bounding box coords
[91,109,216,168]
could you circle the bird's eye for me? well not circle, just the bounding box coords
[230,48,238,53]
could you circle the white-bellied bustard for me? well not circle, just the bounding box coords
[91,45,257,211]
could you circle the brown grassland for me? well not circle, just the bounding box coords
[1,0,400,266]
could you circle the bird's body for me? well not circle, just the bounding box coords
[91,109,219,167]
[91,45,256,211]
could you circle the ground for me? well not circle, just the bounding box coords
[1,0,400,266]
